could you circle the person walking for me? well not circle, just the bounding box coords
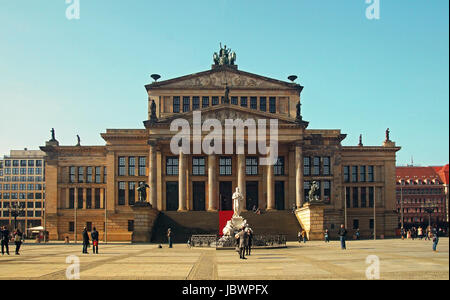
[338,224,348,250]
[355,228,361,240]
[235,227,248,259]
[167,228,173,248]
[297,231,302,244]
[400,227,406,240]
[432,226,439,252]
[245,228,253,256]
[301,230,307,243]
[418,226,423,240]
[91,227,99,254]
[324,229,330,243]
[82,227,90,254]
[1,226,10,255]
[13,228,23,255]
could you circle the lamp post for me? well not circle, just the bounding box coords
[422,202,436,228]
[9,201,25,230]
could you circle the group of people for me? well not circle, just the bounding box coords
[1,226,24,255]
[401,225,442,251]
[81,227,99,254]
[235,227,253,259]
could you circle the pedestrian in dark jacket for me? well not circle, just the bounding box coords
[167,228,173,248]
[14,228,23,255]
[91,227,99,254]
[324,229,330,243]
[338,224,347,250]
[1,226,10,255]
[82,227,90,254]
[432,226,439,252]
[245,228,253,256]
[235,228,248,259]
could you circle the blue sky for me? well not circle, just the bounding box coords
[0,0,448,166]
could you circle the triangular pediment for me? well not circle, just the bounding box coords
[146,66,302,91]
[154,104,300,126]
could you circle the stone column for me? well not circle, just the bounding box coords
[295,145,304,208]
[267,164,275,210]
[148,142,157,207]
[237,154,246,205]
[208,155,217,211]
[178,151,187,211]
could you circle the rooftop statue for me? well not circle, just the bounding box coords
[213,43,236,66]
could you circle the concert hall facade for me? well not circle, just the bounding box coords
[41,51,400,241]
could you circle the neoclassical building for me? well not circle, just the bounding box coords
[41,50,400,241]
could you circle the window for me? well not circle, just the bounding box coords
[231,96,238,105]
[312,157,320,176]
[353,219,359,230]
[118,157,126,176]
[128,220,134,232]
[192,96,200,110]
[27,168,33,175]
[274,157,285,176]
[129,157,136,176]
[344,166,349,182]
[369,187,374,208]
[360,166,366,182]
[20,160,26,167]
[139,157,146,176]
[212,96,219,106]
[35,193,42,199]
[69,222,74,232]
[351,166,358,182]
[36,168,42,175]
[86,222,92,232]
[250,97,257,110]
[240,97,247,107]
[260,97,267,112]
[304,181,311,202]
[27,193,33,200]
[129,182,136,205]
[78,167,84,183]
[95,188,101,209]
[183,96,190,112]
[361,187,367,208]
[304,157,310,176]
[173,96,180,113]
[68,189,73,208]
[87,167,93,183]
[86,189,92,209]
[269,97,276,113]
[192,157,206,176]
[104,167,107,184]
[77,188,83,209]
[166,157,179,176]
[246,157,258,175]
[202,96,209,108]
[5,160,11,167]
[323,181,331,203]
[13,160,19,167]
[27,184,34,190]
[369,219,374,229]
[95,167,101,183]
[219,157,232,176]
[36,160,42,167]
[27,160,34,167]
[20,168,26,175]
[368,166,374,182]
[13,168,19,175]
[352,187,358,208]
[118,182,126,205]
[323,157,331,175]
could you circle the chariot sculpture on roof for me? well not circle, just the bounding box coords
[213,43,236,66]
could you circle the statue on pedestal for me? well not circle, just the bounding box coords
[385,128,390,141]
[308,181,321,203]
[50,128,56,141]
[232,187,243,218]
[76,135,81,146]
[137,182,150,202]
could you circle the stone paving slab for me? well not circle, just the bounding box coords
[0,238,448,280]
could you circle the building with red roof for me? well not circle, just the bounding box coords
[396,165,448,228]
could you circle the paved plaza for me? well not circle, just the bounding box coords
[0,238,448,280]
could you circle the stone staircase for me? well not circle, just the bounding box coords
[151,211,219,243]
[151,210,302,243]
[241,210,302,241]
